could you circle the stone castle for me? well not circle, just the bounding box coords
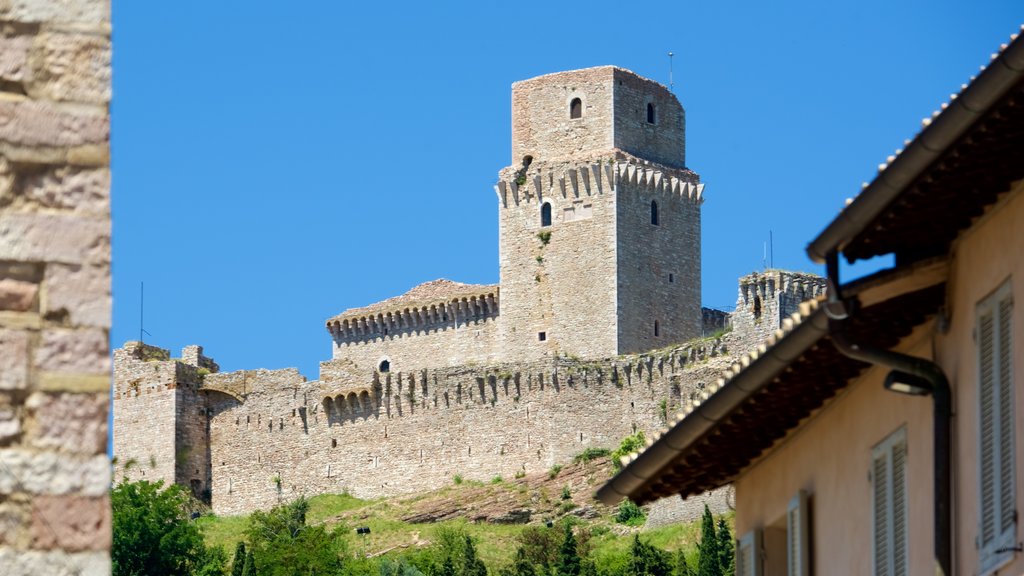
[113,66,826,517]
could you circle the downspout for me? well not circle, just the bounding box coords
[824,252,952,576]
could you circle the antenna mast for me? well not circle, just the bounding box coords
[667,51,675,92]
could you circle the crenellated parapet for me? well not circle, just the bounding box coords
[495,155,702,209]
[326,279,499,343]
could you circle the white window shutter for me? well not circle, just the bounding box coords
[737,529,763,576]
[787,490,809,576]
[873,427,907,576]
[978,283,1015,574]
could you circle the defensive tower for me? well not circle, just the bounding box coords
[497,66,703,361]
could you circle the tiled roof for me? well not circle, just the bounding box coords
[809,26,1024,264]
[599,280,945,505]
[327,279,497,324]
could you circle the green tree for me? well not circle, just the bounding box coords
[244,497,346,576]
[112,479,221,576]
[611,431,646,472]
[674,549,693,576]
[241,549,256,576]
[555,524,581,576]
[231,542,247,576]
[696,504,721,576]
[715,518,734,575]
[627,535,674,576]
[498,548,537,576]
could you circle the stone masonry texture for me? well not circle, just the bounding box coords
[112,66,822,529]
[0,0,111,573]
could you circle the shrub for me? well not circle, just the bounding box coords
[611,431,646,472]
[453,474,464,485]
[491,475,504,484]
[548,464,563,479]
[536,230,551,245]
[561,485,572,500]
[572,447,611,464]
[614,499,646,526]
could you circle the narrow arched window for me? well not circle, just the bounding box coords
[541,202,552,227]
[650,200,659,225]
[646,103,655,124]
[570,98,582,119]
[654,321,660,337]
[378,359,390,373]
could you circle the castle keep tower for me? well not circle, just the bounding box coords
[497,66,703,361]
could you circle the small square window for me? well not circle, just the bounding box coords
[538,332,547,342]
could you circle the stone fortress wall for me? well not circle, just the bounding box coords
[112,268,820,517]
[115,329,738,516]
[112,65,824,524]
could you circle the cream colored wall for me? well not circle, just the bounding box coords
[733,329,935,575]
[734,184,1024,575]
[938,182,1024,576]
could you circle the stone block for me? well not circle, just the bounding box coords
[42,263,108,326]
[0,329,29,390]
[30,495,110,551]
[29,32,111,104]
[20,167,109,214]
[0,548,110,576]
[0,495,29,547]
[0,0,110,25]
[0,99,108,148]
[0,278,37,311]
[0,450,109,495]
[34,328,109,374]
[0,33,31,84]
[0,403,20,442]
[36,372,108,393]
[25,391,107,453]
[0,213,109,265]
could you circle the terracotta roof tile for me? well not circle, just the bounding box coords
[327,279,498,324]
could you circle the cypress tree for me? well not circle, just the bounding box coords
[715,518,734,575]
[555,524,581,576]
[231,542,247,576]
[696,504,721,576]
[675,548,693,576]
[241,548,256,576]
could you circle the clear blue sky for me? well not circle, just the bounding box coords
[111,1,1024,378]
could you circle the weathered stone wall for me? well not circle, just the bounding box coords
[729,270,828,353]
[511,67,615,166]
[611,68,686,169]
[114,335,739,517]
[510,67,685,169]
[112,343,179,486]
[616,166,702,353]
[496,158,620,362]
[329,313,500,375]
[0,1,111,572]
[112,343,216,501]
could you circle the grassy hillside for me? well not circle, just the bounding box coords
[195,456,726,571]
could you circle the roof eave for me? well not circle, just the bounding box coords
[596,305,830,505]
[806,29,1024,264]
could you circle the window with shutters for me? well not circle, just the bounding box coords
[736,529,763,576]
[872,427,907,576]
[787,491,809,576]
[977,280,1015,574]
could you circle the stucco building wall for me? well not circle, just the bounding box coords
[937,182,1024,576]
[733,329,935,574]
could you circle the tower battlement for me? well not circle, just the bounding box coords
[495,157,702,210]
